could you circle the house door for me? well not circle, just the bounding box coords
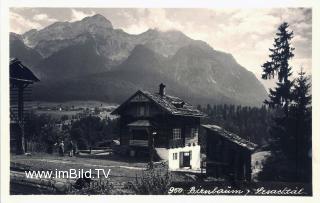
[181,152,191,168]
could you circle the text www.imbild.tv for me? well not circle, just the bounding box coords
[25,169,111,179]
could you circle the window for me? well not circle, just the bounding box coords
[138,105,145,116]
[137,104,149,116]
[172,153,178,160]
[191,128,198,137]
[172,128,181,140]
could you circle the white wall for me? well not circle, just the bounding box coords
[155,147,169,160]
[168,145,201,170]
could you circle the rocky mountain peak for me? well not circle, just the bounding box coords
[10,14,268,106]
[139,28,160,38]
[10,32,22,40]
[161,29,189,39]
[126,44,158,63]
[23,29,37,37]
[140,28,190,41]
[80,14,113,29]
[21,14,113,48]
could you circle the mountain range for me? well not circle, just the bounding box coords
[10,14,267,106]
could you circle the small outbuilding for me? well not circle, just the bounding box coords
[202,124,257,181]
[10,58,39,154]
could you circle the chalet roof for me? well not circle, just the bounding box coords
[128,120,152,127]
[112,90,205,117]
[10,58,40,84]
[202,124,257,151]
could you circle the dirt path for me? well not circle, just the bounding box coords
[26,158,147,170]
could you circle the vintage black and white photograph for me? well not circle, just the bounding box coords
[7,7,313,195]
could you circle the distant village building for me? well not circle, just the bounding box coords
[202,125,257,181]
[10,58,39,154]
[112,84,205,170]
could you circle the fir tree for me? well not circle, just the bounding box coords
[259,23,312,182]
[262,22,295,114]
[260,22,295,151]
[290,68,312,181]
[292,68,311,114]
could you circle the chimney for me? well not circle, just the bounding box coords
[159,83,166,96]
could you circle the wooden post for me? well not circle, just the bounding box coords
[234,152,239,181]
[16,84,25,155]
[148,128,154,169]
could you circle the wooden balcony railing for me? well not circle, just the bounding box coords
[169,139,184,148]
[185,137,198,146]
[129,140,148,147]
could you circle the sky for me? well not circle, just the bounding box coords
[10,8,312,88]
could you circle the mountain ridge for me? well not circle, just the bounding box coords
[10,14,267,106]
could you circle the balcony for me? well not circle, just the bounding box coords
[185,137,198,146]
[129,139,148,147]
[169,139,184,148]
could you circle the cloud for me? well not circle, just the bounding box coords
[10,12,42,34]
[291,58,312,75]
[292,34,308,43]
[9,8,311,89]
[113,8,311,84]
[33,13,57,23]
[120,9,185,34]
[70,9,95,22]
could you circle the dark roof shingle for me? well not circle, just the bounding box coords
[112,90,205,117]
[142,91,205,117]
[202,124,257,150]
[10,58,39,83]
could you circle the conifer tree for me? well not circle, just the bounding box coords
[259,23,312,182]
[292,68,311,114]
[290,68,312,181]
[261,22,295,151]
[262,22,295,114]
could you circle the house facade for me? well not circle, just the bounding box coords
[111,84,205,170]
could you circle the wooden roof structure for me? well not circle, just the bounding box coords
[112,90,206,117]
[127,120,152,127]
[10,58,40,84]
[202,124,257,151]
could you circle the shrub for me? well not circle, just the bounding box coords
[67,178,114,195]
[128,164,172,195]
